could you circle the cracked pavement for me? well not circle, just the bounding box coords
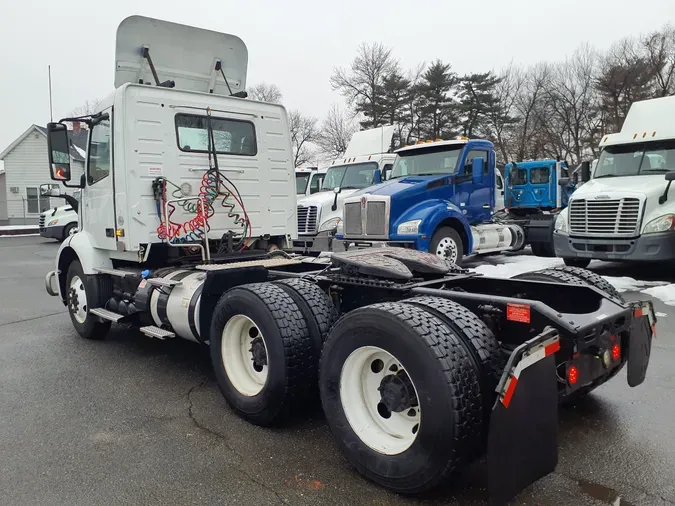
[1,236,674,505]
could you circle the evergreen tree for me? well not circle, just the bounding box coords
[458,71,503,138]
[417,60,458,140]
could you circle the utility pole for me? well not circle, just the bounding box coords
[48,65,53,122]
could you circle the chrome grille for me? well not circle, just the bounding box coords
[297,205,318,234]
[344,203,362,236]
[569,197,641,236]
[366,202,386,235]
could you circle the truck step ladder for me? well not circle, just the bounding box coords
[89,308,125,322]
[93,267,135,278]
[140,326,176,340]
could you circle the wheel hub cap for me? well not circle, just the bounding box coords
[68,275,88,324]
[435,237,458,263]
[378,372,417,414]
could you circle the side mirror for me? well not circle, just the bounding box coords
[39,184,60,197]
[331,186,341,211]
[580,161,591,182]
[46,122,72,182]
[333,186,341,194]
[382,168,391,181]
[665,171,675,182]
[558,177,570,187]
[472,157,485,185]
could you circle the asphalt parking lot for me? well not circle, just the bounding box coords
[2,236,674,506]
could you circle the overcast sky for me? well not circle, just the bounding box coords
[0,0,673,155]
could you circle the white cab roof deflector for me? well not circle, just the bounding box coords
[344,125,396,158]
[114,15,248,95]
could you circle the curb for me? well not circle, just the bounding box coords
[0,228,39,236]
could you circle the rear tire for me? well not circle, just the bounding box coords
[429,227,464,266]
[275,278,338,355]
[319,302,482,494]
[563,257,591,269]
[65,260,111,340]
[401,296,503,434]
[210,282,316,426]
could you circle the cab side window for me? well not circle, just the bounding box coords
[87,116,111,185]
[309,174,323,194]
[465,150,489,175]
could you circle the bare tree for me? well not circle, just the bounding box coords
[315,104,358,159]
[486,63,522,163]
[289,110,319,167]
[330,42,398,128]
[69,98,104,117]
[642,25,675,97]
[247,83,283,104]
[511,63,551,161]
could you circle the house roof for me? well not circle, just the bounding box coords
[0,124,87,162]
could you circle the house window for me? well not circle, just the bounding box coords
[175,114,257,156]
[27,186,58,214]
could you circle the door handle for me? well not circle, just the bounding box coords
[501,190,504,195]
[482,204,491,209]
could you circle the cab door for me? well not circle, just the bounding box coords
[81,110,117,250]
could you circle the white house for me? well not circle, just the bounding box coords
[0,124,86,225]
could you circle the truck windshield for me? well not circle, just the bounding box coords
[321,162,378,191]
[595,140,675,178]
[390,145,462,179]
[296,173,310,194]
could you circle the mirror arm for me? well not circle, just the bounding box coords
[658,181,672,205]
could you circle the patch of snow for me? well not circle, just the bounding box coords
[656,312,668,317]
[469,255,563,279]
[0,233,40,238]
[0,225,38,230]
[602,276,667,293]
[641,285,675,306]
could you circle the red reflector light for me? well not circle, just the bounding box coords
[568,365,579,385]
[612,343,621,361]
[506,303,531,323]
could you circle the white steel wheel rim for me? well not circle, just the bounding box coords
[435,236,458,263]
[221,315,268,397]
[340,346,421,455]
[69,275,88,324]
[68,226,77,236]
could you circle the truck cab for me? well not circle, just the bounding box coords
[44,15,297,297]
[295,167,326,197]
[504,160,573,212]
[293,125,396,254]
[339,138,524,264]
[554,96,675,267]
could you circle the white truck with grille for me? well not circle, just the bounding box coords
[553,96,675,267]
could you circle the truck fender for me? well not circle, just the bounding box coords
[54,231,115,303]
[395,199,473,253]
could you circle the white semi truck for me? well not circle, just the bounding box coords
[38,189,80,241]
[554,97,675,267]
[42,16,656,505]
[295,166,326,197]
[293,126,396,253]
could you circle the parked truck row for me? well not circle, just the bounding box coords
[41,16,656,505]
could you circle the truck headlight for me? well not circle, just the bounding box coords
[318,217,341,233]
[48,219,59,226]
[643,214,675,234]
[554,214,567,234]
[397,219,422,235]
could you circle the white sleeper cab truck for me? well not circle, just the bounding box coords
[295,167,326,197]
[554,96,675,267]
[43,16,657,506]
[294,125,396,253]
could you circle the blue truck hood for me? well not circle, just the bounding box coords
[351,176,438,198]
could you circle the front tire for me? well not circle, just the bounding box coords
[210,283,316,426]
[429,227,464,266]
[62,223,77,240]
[319,302,482,494]
[563,257,591,269]
[65,260,111,340]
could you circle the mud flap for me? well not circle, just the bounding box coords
[488,329,559,505]
[627,301,656,387]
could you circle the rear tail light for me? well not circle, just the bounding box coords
[567,365,579,385]
[612,343,621,361]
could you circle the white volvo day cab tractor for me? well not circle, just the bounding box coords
[43,16,656,505]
